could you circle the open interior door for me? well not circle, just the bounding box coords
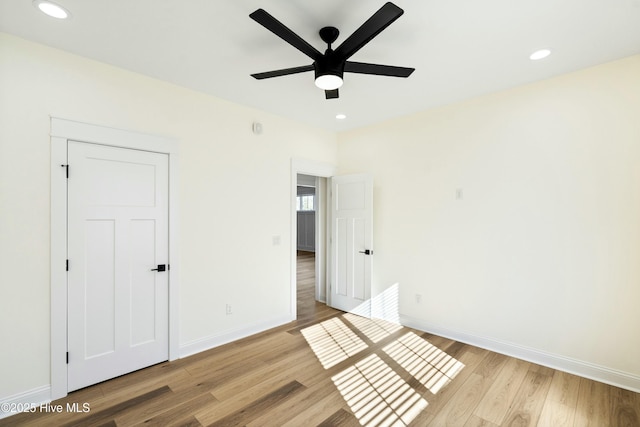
[328,173,373,317]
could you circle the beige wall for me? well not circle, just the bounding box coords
[0,33,337,399]
[337,55,640,380]
[2,28,640,401]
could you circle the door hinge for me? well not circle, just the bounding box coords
[66,260,69,271]
[66,352,69,364]
[61,164,69,178]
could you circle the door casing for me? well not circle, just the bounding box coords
[50,118,180,400]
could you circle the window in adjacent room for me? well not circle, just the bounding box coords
[297,194,315,211]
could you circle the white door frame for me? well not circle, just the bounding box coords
[290,158,336,319]
[50,117,180,400]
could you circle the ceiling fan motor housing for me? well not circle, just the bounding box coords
[314,52,345,82]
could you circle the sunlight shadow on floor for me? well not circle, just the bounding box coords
[343,313,403,343]
[301,313,465,426]
[383,332,465,394]
[332,354,428,427]
[300,317,368,369]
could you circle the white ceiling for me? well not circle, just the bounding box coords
[2,0,640,131]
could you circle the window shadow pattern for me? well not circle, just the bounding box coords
[301,315,465,426]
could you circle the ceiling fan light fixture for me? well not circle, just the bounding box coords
[315,74,343,90]
[530,49,551,61]
[33,0,70,19]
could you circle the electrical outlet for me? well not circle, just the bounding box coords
[415,294,422,304]
[226,304,232,315]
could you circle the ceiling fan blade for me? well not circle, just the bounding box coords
[345,61,414,77]
[325,89,339,99]
[251,65,314,80]
[250,9,322,61]
[334,2,404,60]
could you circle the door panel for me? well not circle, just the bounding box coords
[85,157,157,207]
[337,181,366,210]
[67,141,169,391]
[335,217,348,297]
[329,174,373,315]
[353,218,366,301]
[84,219,116,358]
[129,219,158,346]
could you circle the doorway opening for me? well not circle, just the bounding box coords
[295,173,327,320]
[290,159,336,321]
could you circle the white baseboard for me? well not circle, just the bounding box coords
[0,385,51,420]
[400,315,640,394]
[179,315,292,358]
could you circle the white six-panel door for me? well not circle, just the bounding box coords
[329,173,373,316]
[67,141,169,391]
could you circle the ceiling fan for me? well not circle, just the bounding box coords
[249,2,415,99]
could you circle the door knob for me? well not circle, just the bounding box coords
[358,249,373,255]
[151,264,166,272]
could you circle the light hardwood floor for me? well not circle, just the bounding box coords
[2,251,638,426]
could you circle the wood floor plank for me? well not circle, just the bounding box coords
[193,366,312,425]
[145,415,201,427]
[98,362,185,397]
[427,373,491,426]
[60,386,172,427]
[280,393,352,427]
[182,333,291,379]
[501,370,553,426]
[210,346,323,402]
[546,370,582,407]
[475,351,509,379]
[538,370,581,427]
[463,414,500,427]
[206,380,306,427]
[317,408,361,427]
[245,377,339,427]
[538,401,575,427]
[610,386,640,427]
[573,377,612,427]
[132,392,215,426]
[421,344,491,415]
[256,335,318,365]
[472,357,531,424]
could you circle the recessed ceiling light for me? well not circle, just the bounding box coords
[33,0,70,19]
[336,114,347,120]
[530,49,551,61]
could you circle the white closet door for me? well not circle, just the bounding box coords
[67,141,169,391]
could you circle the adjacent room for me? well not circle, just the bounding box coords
[1,0,639,425]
